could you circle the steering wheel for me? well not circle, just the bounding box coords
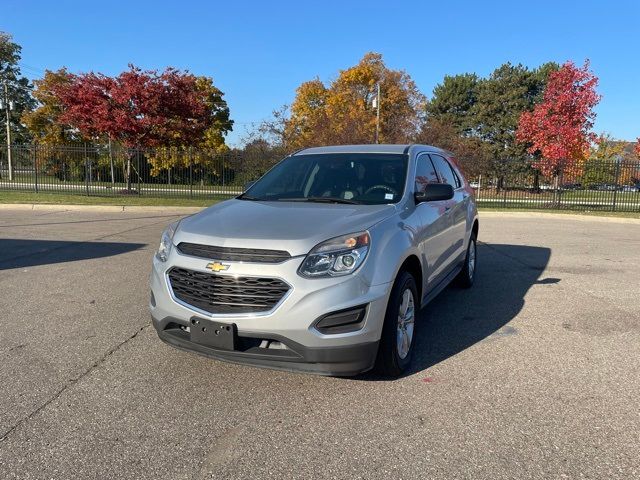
[364,184,398,196]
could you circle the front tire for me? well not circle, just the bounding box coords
[375,271,418,377]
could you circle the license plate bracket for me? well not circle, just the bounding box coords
[189,318,237,351]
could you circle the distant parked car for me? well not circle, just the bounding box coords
[561,183,582,190]
[588,183,618,191]
[622,184,640,193]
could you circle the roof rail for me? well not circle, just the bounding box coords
[288,147,307,156]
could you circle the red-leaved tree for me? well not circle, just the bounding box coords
[635,138,640,158]
[54,65,213,190]
[517,61,601,178]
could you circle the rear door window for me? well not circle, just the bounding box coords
[415,154,440,192]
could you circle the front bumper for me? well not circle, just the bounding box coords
[149,251,391,376]
[152,315,379,376]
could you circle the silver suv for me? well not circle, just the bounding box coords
[150,145,478,377]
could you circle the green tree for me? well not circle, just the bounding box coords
[426,73,479,134]
[473,62,558,166]
[422,63,557,183]
[470,62,558,190]
[0,32,36,145]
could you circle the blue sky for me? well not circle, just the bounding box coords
[3,0,639,145]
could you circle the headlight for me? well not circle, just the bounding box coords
[156,221,179,262]
[298,231,370,278]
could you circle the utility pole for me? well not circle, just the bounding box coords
[374,82,381,144]
[3,81,13,181]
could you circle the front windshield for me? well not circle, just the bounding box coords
[241,153,409,205]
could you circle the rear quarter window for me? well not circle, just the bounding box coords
[430,154,461,189]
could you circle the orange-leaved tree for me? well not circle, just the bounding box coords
[21,68,91,181]
[22,68,82,145]
[283,52,425,149]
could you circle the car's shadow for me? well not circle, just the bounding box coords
[357,242,557,381]
[0,238,146,270]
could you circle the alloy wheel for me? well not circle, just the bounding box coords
[396,288,415,359]
[468,239,476,281]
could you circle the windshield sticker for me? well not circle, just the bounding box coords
[385,193,394,200]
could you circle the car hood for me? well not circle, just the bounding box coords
[174,199,396,257]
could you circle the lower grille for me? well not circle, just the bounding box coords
[167,267,289,314]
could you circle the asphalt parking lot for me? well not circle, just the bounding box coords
[0,207,638,479]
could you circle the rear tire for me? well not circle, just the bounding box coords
[455,233,477,288]
[374,271,418,377]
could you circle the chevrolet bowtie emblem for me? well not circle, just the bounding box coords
[206,261,230,273]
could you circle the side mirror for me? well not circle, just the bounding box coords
[244,181,255,192]
[415,183,454,203]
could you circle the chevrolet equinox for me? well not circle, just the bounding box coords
[150,144,478,377]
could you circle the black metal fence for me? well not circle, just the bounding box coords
[473,160,640,212]
[0,144,282,199]
[1,144,639,211]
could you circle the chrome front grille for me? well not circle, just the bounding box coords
[167,267,289,314]
[176,243,291,264]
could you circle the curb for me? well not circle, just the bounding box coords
[479,210,640,224]
[2,203,638,224]
[0,203,205,214]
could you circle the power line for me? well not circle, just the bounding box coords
[18,62,46,78]
[19,62,46,71]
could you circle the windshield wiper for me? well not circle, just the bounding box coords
[237,194,263,201]
[282,196,361,205]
